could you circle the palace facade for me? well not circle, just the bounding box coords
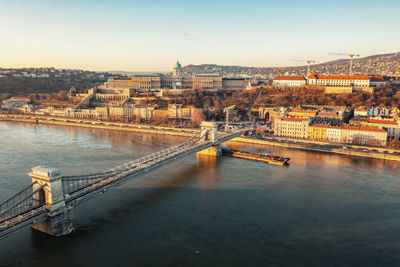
[100,61,251,92]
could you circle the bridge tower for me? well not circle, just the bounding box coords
[29,166,73,236]
[197,121,222,156]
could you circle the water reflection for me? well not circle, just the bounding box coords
[196,154,218,190]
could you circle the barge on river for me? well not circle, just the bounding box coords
[222,148,290,166]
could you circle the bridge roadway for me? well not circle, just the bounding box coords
[0,127,243,239]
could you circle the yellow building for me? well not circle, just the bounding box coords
[308,124,328,140]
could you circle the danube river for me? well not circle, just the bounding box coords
[1,122,400,266]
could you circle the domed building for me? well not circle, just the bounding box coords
[98,60,251,92]
[173,60,183,76]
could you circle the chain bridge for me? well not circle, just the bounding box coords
[0,122,243,240]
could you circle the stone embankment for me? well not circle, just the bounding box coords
[230,136,400,162]
[0,115,196,137]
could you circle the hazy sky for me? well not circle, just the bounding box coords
[0,0,399,71]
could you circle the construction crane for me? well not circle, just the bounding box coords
[225,105,236,131]
[329,53,360,76]
[292,59,316,77]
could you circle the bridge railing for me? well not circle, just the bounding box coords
[217,130,244,143]
[64,138,214,204]
[0,205,48,234]
[62,130,209,195]
[62,130,205,181]
[0,182,46,222]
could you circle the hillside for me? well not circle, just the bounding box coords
[0,68,126,97]
[182,53,400,77]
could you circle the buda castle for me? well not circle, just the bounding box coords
[98,61,251,93]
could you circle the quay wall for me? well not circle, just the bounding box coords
[0,116,196,137]
[229,137,400,162]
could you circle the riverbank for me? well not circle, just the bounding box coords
[0,114,196,137]
[2,114,400,162]
[230,136,400,162]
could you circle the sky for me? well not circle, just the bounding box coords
[0,0,399,71]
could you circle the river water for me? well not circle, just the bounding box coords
[1,122,400,266]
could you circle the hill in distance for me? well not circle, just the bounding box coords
[182,52,400,77]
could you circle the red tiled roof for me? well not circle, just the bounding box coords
[168,104,182,108]
[368,119,397,125]
[351,117,369,122]
[341,125,386,133]
[309,124,328,128]
[355,107,367,112]
[309,72,318,79]
[280,117,309,122]
[311,123,387,132]
[290,109,317,114]
[308,73,370,80]
[369,76,385,82]
[274,76,305,81]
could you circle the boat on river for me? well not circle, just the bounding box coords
[221,148,290,166]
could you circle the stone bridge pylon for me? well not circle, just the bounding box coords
[29,167,73,236]
[197,121,222,156]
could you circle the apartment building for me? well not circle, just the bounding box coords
[340,125,387,146]
[272,76,306,87]
[168,104,199,120]
[274,117,310,138]
[309,73,386,88]
[308,124,328,140]
[307,124,388,145]
[351,118,400,139]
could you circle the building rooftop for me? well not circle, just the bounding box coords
[274,76,305,81]
[222,78,246,80]
[369,76,385,82]
[341,125,387,132]
[9,97,30,101]
[280,117,309,122]
[310,124,386,132]
[368,119,398,124]
[309,124,329,128]
[290,109,317,114]
[355,107,367,112]
[308,72,371,80]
